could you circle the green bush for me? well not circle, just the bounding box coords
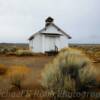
[41,48,97,99]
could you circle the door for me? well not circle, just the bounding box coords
[45,36,56,52]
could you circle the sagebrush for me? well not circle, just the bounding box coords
[41,48,97,99]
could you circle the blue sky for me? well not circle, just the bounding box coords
[0,0,100,43]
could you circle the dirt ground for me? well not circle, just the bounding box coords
[0,55,54,67]
[0,55,54,81]
[0,55,99,82]
[0,55,99,76]
[0,55,55,100]
[0,55,100,100]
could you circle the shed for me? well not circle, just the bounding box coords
[28,17,71,53]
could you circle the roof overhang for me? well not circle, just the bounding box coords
[29,36,34,40]
[28,22,72,40]
[41,33,62,36]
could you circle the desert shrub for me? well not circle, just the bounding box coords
[9,74,24,89]
[95,51,100,57]
[0,48,8,54]
[15,50,33,56]
[41,48,97,99]
[0,47,17,55]
[0,64,8,75]
[7,66,31,89]
[6,52,16,56]
[9,47,17,52]
[15,50,45,56]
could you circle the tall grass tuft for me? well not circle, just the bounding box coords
[41,48,97,98]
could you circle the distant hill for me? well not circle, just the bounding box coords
[69,43,100,47]
[0,43,29,49]
[0,43,100,50]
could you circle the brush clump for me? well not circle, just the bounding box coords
[41,48,97,98]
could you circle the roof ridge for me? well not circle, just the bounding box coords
[28,22,72,40]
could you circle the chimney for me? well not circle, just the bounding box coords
[45,17,54,27]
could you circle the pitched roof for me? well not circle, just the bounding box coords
[29,18,72,40]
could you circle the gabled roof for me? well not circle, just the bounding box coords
[52,23,72,39]
[29,17,72,40]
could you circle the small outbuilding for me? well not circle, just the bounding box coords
[28,17,71,53]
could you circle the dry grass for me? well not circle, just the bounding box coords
[7,65,31,76]
[15,50,33,56]
[0,56,53,91]
[6,66,32,89]
[70,44,100,63]
[0,44,99,100]
[0,64,8,75]
[0,65,32,89]
[41,48,97,99]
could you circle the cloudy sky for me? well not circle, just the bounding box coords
[0,0,100,43]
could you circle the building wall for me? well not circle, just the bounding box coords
[29,34,43,53]
[29,34,69,53]
[44,36,57,52]
[29,39,33,51]
[59,35,69,49]
[42,25,62,35]
[43,35,69,53]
